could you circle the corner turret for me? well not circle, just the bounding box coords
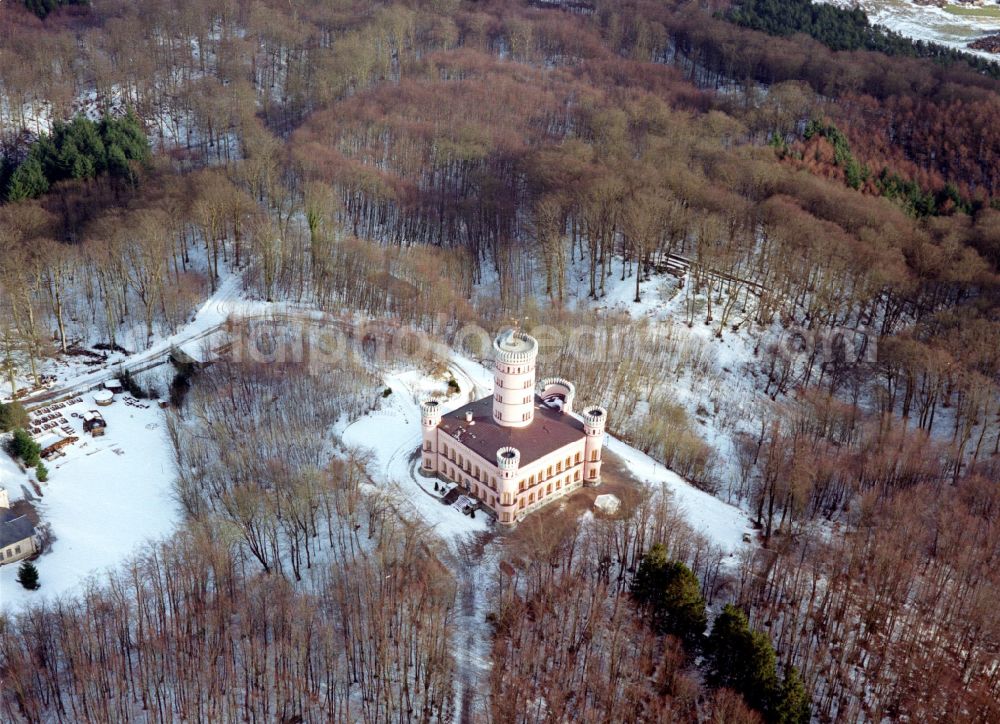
[582,405,607,485]
[420,400,443,471]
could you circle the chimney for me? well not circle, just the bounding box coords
[465,410,474,423]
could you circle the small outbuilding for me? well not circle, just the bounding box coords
[83,410,107,437]
[93,389,114,406]
[104,379,123,394]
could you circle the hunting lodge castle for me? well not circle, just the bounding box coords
[421,330,607,525]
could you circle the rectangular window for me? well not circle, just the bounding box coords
[590,450,598,461]
[14,545,21,554]
[556,461,562,473]
[575,452,581,464]
[547,466,553,478]
[547,484,552,495]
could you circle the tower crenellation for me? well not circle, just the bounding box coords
[421,399,443,424]
[539,377,576,414]
[583,406,607,432]
[496,446,521,471]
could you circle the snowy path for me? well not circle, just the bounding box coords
[17,276,322,408]
[18,275,249,406]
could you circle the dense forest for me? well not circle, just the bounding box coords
[729,0,1000,76]
[0,0,998,721]
[1,112,149,201]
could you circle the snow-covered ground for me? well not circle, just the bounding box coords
[342,365,492,541]
[606,436,754,554]
[821,0,1000,59]
[0,394,179,613]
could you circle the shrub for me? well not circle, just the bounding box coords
[119,368,151,399]
[0,401,30,432]
[7,428,42,467]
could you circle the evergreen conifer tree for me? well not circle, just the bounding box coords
[17,560,40,590]
[774,666,811,724]
[632,544,707,648]
[6,157,50,201]
[8,428,42,467]
[706,603,779,715]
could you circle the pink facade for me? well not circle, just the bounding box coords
[421,330,607,526]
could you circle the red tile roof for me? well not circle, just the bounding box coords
[439,395,585,468]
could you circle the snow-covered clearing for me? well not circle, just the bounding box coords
[606,436,754,554]
[1,394,179,613]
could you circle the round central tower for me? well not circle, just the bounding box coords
[492,329,538,428]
